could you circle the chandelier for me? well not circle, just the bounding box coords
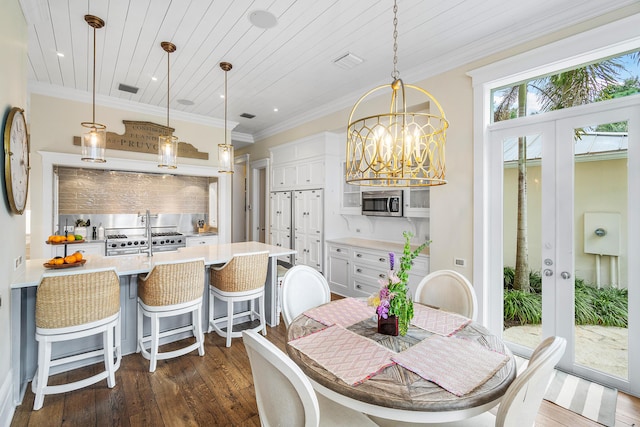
[345,0,448,187]
[80,15,107,163]
[218,62,234,173]
[158,41,178,169]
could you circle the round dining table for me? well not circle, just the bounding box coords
[286,302,517,424]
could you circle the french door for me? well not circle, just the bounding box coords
[488,96,639,393]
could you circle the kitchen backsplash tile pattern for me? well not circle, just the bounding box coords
[56,167,212,214]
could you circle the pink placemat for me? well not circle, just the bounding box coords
[289,325,395,385]
[411,303,471,336]
[304,297,373,327]
[392,335,510,396]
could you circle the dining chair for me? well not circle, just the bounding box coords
[32,267,121,410]
[137,258,206,372]
[369,336,567,427]
[414,270,478,320]
[242,330,378,426]
[209,251,269,347]
[281,265,331,327]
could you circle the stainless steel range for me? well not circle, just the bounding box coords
[105,228,186,256]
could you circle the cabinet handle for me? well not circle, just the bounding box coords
[356,284,362,289]
[336,248,341,252]
[356,268,362,273]
[379,257,386,262]
[356,253,362,258]
[378,273,385,278]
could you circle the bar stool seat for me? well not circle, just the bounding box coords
[209,251,269,347]
[32,267,121,411]
[137,258,206,372]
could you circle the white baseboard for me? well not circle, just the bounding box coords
[0,370,15,427]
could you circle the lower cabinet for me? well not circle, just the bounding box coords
[186,235,219,246]
[51,241,105,257]
[326,241,430,298]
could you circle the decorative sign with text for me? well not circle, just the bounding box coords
[73,120,209,160]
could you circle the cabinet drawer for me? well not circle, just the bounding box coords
[352,263,387,282]
[409,256,429,274]
[328,244,351,258]
[352,250,389,268]
[352,278,379,298]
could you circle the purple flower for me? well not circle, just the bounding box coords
[389,253,395,270]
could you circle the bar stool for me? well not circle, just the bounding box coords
[137,258,206,372]
[209,251,269,347]
[32,267,121,411]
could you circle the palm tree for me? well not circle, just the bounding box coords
[495,60,623,292]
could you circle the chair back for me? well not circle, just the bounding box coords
[210,251,269,292]
[138,258,205,306]
[414,270,478,320]
[36,268,120,329]
[281,265,330,327]
[243,330,320,427]
[497,336,567,427]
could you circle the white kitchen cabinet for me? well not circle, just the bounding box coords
[186,235,219,246]
[403,187,430,218]
[293,189,324,272]
[269,191,293,264]
[52,241,105,257]
[272,164,297,190]
[340,161,361,215]
[271,160,324,191]
[326,239,429,298]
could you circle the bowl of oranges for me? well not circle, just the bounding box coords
[46,234,85,244]
[43,251,86,269]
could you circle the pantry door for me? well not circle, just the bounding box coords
[488,96,639,394]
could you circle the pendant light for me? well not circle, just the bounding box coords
[218,62,234,174]
[158,41,178,169]
[345,0,449,187]
[81,15,107,163]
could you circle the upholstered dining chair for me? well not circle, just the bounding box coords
[209,251,269,347]
[32,267,121,410]
[242,330,378,426]
[137,258,206,372]
[281,265,331,327]
[414,270,478,320]
[369,336,567,427]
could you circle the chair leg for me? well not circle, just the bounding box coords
[137,302,143,353]
[32,338,51,410]
[259,294,267,336]
[104,326,116,388]
[208,289,215,333]
[150,313,159,372]
[250,298,256,322]
[194,305,205,356]
[226,299,233,348]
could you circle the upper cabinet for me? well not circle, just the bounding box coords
[403,188,430,218]
[339,161,362,215]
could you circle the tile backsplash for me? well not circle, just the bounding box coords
[56,167,214,215]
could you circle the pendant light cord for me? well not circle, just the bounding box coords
[391,0,399,80]
[224,68,228,144]
[92,26,96,124]
[166,50,170,128]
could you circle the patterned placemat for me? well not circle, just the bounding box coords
[411,303,471,336]
[304,297,374,327]
[392,335,510,396]
[289,325,395,385]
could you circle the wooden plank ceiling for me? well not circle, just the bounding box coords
[19,0,637,145]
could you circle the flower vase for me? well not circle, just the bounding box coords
[377,315,399,336]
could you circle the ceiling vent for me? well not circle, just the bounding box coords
[333,52,364,70]
[118,83,139,94]
[240,113,256,119]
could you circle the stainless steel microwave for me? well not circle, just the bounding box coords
[361,190,403,217]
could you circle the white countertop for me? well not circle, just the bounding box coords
[326,237,430,256]
[12,241,295,289]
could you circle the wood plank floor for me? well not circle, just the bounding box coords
[11,319,640,426]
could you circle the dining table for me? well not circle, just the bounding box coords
[286,298,517,424]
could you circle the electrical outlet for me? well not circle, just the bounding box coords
[14,255,23,270]
[454,258,466,267]
[356,228,361,233]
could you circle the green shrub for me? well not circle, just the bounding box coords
[592,287,628,327]
[503,290,541,324]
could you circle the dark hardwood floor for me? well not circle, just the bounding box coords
[11,319,640,426]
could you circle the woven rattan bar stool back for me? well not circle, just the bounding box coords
[209,251,269,347]
[137,258,206,372]
[32,267,121,410]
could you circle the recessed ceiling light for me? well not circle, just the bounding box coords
[56,52,64,57]
[220,94,225,99]
[151,76,158,81]
[177,99,194,106]
[273,108,278,112]
[248,10,277,29]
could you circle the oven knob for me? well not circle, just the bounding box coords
[140,240,146,245]
[127,241,132,246]
[133,241,138,245]
[111,243,117,248]
[120,243,126,247]
[170,239,175,244]
[160,240,165,245]
[152,241,157,245]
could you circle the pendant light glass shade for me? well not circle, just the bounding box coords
[218,62,234,173]
[81,15,107,163]
[345,1,448,187]
[158,41,178,169]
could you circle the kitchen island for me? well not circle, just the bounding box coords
[10,241,295,404]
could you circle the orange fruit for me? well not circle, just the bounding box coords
[64,255,76,264]
[67,235,76,242]
[54,258,64,265]
[54,235,64,243]
[73,252,83,262]
[48,235,56,243]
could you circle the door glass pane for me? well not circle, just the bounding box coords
[502,133,543,353]
[574,122,628,379]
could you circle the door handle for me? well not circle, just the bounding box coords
[543,269,553,277]
[561,271,571,279]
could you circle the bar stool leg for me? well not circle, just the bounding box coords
[136,303,143,353]
[104,326,116,388]
[150,314,160,372]
[259,294,267,336]
[32,338,51,411]
[226,299,233,348]
[208,291,215,333]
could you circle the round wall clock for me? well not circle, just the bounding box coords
[4,107,30,215]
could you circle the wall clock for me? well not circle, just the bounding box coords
[4,107,30,215]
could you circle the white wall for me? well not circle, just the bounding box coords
[1,1,27,423]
